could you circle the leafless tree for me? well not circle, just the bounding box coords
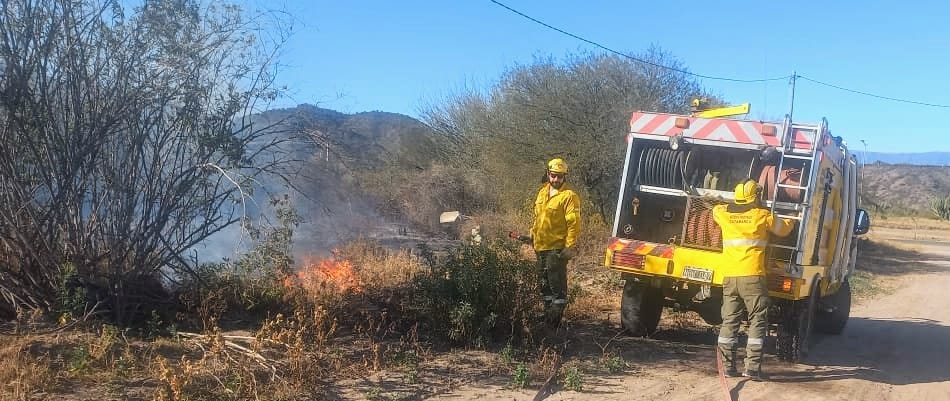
[0,0,301,322]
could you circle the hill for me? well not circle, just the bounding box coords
[861,163,950,218]
[856,151,950,166]
[260,105,444,254]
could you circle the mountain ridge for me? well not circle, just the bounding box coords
[855,151,950,166]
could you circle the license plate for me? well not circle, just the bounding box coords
[683,266,713,283]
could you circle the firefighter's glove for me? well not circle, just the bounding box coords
[517,234,533,244]
[558,247,576,260]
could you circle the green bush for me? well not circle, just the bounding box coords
[563,366,583,391]
[412,240,542,346]
[512,363,530,388]
[932,194,950,220]
[54,262,87,322]
[175,196,299,327]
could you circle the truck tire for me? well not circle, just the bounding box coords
[776,280,819,362]
[815,280,851,335]
[621,280,663,336]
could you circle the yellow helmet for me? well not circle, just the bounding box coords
[547,158,568,174]
[734,180,761,205]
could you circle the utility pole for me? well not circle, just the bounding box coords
[859,139,868,199]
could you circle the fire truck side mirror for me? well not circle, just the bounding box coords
[854,209,871,235]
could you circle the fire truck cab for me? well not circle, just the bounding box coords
[604,105,870,361]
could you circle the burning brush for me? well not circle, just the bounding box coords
[288,250,363,294]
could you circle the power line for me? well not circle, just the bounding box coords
[797,75,950,109]
[489,0,950,109]
[487,0,790,83]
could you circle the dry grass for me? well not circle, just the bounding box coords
[337,239,422,289]
[870,216,950,231]
[0,238,436,401]
[0,336,55,400]
[0,230,688,400]
[565,269,621,323]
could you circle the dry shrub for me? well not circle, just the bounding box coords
[660,309,708,331]
[151,333,276,401]
[872,216,950,230]
[0,337,54,399]
[564,272,621,322]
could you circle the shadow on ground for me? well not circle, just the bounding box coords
[857,238,949,275]
[773,316,950,386]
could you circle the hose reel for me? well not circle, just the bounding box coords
[636,147,689,189]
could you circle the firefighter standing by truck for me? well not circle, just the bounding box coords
[713,179,795,381]
[517,158,582,329]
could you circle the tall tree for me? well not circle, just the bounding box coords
[0,0,298,322]
[421,48,715,219]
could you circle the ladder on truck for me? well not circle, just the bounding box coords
[766,116,827,272]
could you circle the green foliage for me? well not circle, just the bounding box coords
[512,363,530,388]
[600,353,627,374]
[54,263,87,322]
[499,343,515,365]
[931,194,950,220]
[177,196,300,325]
[563,366,583,391]
[66,345,92,375]
[144,310,164,340]
[392,349,421,383]
[420,47,715,218]
[412,240,542,346]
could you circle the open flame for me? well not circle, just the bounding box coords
[288,250,362,293]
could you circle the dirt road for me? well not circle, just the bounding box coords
[429,239,950,401]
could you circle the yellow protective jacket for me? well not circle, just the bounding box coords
[530,183,581,251]
[712,204,795,277]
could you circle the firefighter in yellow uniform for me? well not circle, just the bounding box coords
[518,158,582,329]
[712,179,794,381]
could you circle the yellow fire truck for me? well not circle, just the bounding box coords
[604,103,871,361]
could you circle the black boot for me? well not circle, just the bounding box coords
[742,369,769,382]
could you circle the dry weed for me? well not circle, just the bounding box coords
[871,216,950,231]
[660,309,708,331]
[565,269,621,323]
[0,336,54,399]
[338,239,421,289]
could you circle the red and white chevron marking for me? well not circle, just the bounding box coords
[629,112,816,150]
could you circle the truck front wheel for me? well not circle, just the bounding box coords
[621,279,663,336]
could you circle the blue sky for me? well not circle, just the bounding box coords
[267,0,950,153]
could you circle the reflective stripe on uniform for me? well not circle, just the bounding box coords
[747,337,764,346]
[552,298,567,305]
[718,336,737,345]
[543,296,555,301]
[722,239,768,247]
